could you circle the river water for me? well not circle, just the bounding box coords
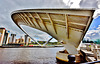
[0,47,64,64]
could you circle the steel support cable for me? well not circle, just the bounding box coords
[43,37,53,46]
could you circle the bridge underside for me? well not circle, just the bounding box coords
[11,9,94,54]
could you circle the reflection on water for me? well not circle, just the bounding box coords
[0,47,64,64]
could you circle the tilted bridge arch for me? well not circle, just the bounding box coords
[11,8,95,54]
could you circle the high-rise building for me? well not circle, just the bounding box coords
[19,36,24,44]
[0,28,6,46]
[28,37,31,44]
[9,34,16,43]
[24,35,28,45]
[3,30,10,44]
[0,28,10,46]
[15,39,19,44]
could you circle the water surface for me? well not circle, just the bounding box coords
[0,47,64,64]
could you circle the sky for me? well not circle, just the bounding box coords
[0,0,100,41]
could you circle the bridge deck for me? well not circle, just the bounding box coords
[11,9,95,54]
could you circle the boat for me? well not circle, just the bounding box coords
[11,8,95,63]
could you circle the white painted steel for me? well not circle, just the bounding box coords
[11,9,95,54]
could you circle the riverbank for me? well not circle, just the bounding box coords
[1,45,63,48]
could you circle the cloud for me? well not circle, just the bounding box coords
[93,9,100,18]
[0,0,66,41]
[1,0,100,41]
[80,0,98,8]
[84,25,100,40]
[20,25,53,41]
[97,25,100,30]
[63,0,99,8]
[63,0,81,8]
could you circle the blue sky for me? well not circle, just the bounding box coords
[89,16,100,30]
[84,16,100,40]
